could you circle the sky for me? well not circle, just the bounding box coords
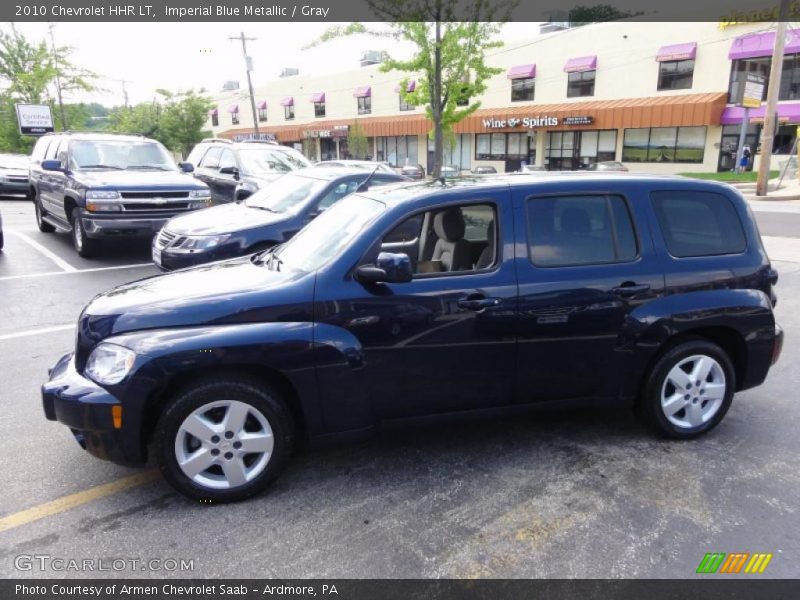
[6,22,539,107]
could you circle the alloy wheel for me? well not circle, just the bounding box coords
[660,354,727,429]
[174,400,274,490]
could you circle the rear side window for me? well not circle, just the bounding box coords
[650,191,746,258]
[527,194,638,267]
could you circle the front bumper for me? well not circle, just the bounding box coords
[0,180,29,195]
[154,242,241,271]
[41,353,146,465]
[80,211,171,239]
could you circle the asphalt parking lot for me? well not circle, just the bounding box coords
[0,197,799,579]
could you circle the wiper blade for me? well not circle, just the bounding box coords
[249,205,280,213]
[127,165,171,170]
[79,164,124,170]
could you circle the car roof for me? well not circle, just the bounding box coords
[296,166,403,181]
[40,132,158,143]
[357,172,740,206]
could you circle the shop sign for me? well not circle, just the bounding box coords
[741,73,765,109]
[482,115,593,129]
[304,128,348,139]
[15,104,54,135]
[232,132,276,142]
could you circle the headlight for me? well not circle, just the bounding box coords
[85,343,136,385]
[172,234,230,252]
[86,190,121,200]
[189,189,211,198]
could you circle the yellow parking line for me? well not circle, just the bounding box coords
[0,470,160,534]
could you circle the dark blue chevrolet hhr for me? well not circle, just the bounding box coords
[43,173,783,502]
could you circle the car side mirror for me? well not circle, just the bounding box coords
[178,162,194,173]
[41,159,64,172]
[219,166,239,179]
[355,252,413,284]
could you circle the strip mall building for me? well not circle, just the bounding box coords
[208,21,800,174]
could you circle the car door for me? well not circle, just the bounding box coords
[215,149,240,204]
[512,186,665,402]
[315,189,518,420]
[39,136,61,216]
[195,147,222,203]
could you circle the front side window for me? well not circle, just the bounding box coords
[218,149,236,171]
[622,127,706,163]
[376,203,498,274]
[527,194,638,267]
[199,146,222,169]
[238,148,311,174]
[358,96,371,115]
[650,190,746,257]
[284,105,295,120]
[245,172,328,214]
[511,77,535,102]
[567,70,596,97]
[658,59,694,91]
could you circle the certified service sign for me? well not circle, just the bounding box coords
[15,104,55,135]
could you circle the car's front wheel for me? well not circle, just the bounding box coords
[154,376,295,502]
[639,339,735,439]
[70,207,100,258]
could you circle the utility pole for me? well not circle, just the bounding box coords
[228,32,259,136]
[110,78,132,108]
[757,1,791,196]
[48,24,68,130]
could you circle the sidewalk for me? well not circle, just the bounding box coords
[736,177,800,201]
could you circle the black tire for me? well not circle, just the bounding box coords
[70,207,100,258]
[154,376,295,502]
[638,338,736,439]
[34,190,55,233]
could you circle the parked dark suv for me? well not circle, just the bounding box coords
[42,174,783,502]
[186,138,311,204]
[29,132,211,257]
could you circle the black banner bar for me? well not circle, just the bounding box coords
[3,579,800,600]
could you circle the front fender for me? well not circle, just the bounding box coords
[618,289,776,398]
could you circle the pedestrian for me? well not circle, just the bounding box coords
[739,145,752,173]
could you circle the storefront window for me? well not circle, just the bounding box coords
[728,54,800,101]
[546,129,616,170]
[511,77,535,102]
[376,135,418,167]
[658,59,695,91]
[443,134,472,170]
[622,127,705,163]
[567,71,596,97]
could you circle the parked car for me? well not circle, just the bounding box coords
[588,161,629,172]
[186,138,311,204]
[519,164,546,173]
[43,174,783,502]
[399,164,425,180]
[0,153,30,198]
[471,166,497,175]
[29,132,210,258]
[152,167,408,270]
[317,160,396,173]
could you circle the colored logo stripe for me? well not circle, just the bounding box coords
[697,552,773,574]
[745,553,773,574]
[697,553,726,574]
[720,553,749,573]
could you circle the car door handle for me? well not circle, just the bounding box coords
[457,296,501,311]
[610,283,650,297]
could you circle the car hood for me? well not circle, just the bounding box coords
[165,202,289,236]
[0,168,28,177]
[76,256,313,365]
[73,169,206,190]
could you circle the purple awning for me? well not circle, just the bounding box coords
[564,55,597,72]
[280,96,294,107]
[507,64,536,79]
[394,80,416,93]
[310,92,325,103]
[656,42,697,62]
[256,100,267,110]
[353,85,371,98]
[227,105,239,114]
[729,29,800,60]
[721,102,800,125]
[208,108,218,117]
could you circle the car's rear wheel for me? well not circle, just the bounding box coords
[34,191,55,233]
[639,339,735,439]
[70,207,100,258]
[154,377,294,502]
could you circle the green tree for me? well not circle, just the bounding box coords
[347,119,370,159]
[306,0,512,178]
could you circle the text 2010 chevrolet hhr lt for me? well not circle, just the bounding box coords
[42,174,783,502]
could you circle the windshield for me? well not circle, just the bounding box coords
[245,172,327,213]
[69,140,177,171]
[238,147,311,174]
[276,195,386,272]
[0,154,29,169]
